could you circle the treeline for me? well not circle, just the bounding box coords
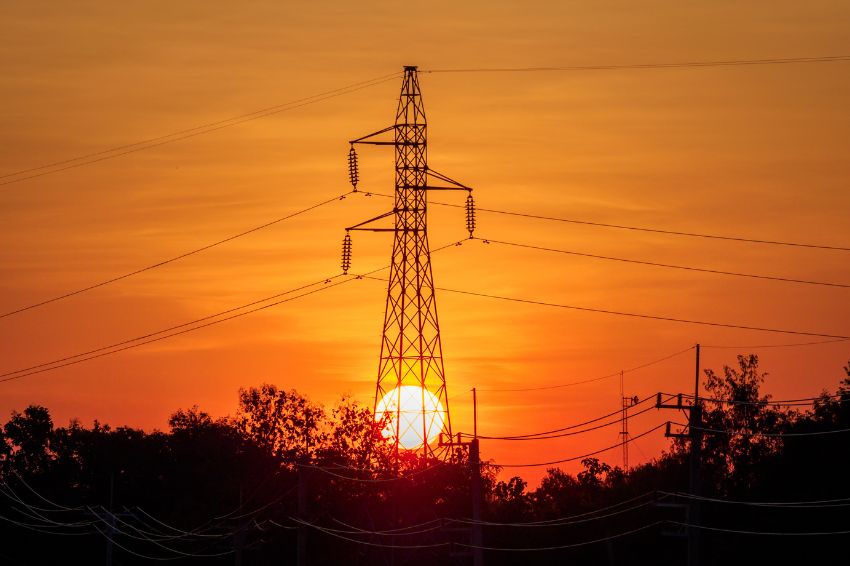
[0,356,848,565]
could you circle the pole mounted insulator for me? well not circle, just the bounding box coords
[348,145,359,191]
[465,192,476,238]
[341,232,352,274]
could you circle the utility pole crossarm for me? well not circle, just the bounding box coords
[349,125,397,145]
[346,210,397,231]
[427,169,473,190]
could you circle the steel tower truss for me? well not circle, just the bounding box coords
[344,66,473,462]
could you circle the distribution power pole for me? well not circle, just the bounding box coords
[470,388,483,566]
[656,344,702,566]
[343,66,474,462]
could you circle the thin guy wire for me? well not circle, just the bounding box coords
[0,190,354,319]
[481,237,850,288]
[0,73,401,187]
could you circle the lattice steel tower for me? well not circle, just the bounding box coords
[343,66,474,462]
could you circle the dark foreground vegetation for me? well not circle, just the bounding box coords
[1,355,848,565]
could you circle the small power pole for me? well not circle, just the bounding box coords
[656,344,702,566]
[297,463,309,566]
[105,472,114,566]
[689,344,702,566]
[470,388,483,566]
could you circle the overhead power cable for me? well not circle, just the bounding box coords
[452,498,661,528]
[0,190,354,320]
[368,191,850,251]
[468,401,662,441]
[0,275,344,382]
[498,422,668,467]
[0,240,464,384]
[668,520,850,537]
[359,275,849,339]
[456,521,663,552]
[460,394,669,440]
[477,346,694,392]
[701,338,849,349]
[677,423,850,438]
[0,72,401,187]
[662,491,850,508]
[291,517,448,549]
[678,392,846,406]
[480,238,850,288]
[422,55,850,74]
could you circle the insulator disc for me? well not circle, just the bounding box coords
[348,147,359,189]
[341,233,352,273]
[465,194,476,236]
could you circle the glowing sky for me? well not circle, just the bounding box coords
[1,1,849,484]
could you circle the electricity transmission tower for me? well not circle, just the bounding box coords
[342,66,474,463]
[619,370,639,470]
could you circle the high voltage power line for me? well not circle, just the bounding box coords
[3,191,845,321]
[360,275,849,339]
[6,55,848,188]
[3,247,847,385]
[0,240,465,383]
[0,190,354,320]
[0,73,402,187]
[410,195,850,252]
[0,275,351,383]
[422,54,850,74]
[476,346,694,392]
[479,238,850,288]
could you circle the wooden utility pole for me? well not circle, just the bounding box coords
[470,388,483,566]
[297,463,308,566]
[688,344,702,566]
[105,472,114,566]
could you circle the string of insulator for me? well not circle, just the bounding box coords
[465,192,476,237]
[341,232,352,274]
[348,146,359,191]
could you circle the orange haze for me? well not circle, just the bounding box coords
[1,1,849,485]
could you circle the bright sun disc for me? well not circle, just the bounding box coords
[375,386,446,450]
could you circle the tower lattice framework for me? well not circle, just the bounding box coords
[344,66,474,461]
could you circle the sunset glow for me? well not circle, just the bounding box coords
[0,2,848,489]
[374,386,446,449]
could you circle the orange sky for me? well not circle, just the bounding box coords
[1,1,849,485]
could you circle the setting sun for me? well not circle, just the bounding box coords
[374,385,446,450]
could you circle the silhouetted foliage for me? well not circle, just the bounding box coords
[1,360,849,565]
